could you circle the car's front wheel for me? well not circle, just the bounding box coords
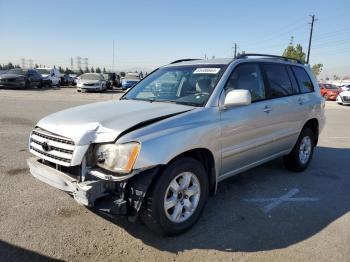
[141,158,209,236]
[284,128,315,172]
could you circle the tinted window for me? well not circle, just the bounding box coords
[262,64,294,98]
[225,63,265,102]
[291,66,314,93]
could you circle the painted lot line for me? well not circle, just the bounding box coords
[244,188,319,213]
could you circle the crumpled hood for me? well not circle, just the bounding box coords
[36,100,193,145]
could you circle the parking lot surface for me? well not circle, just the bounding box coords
[0,88,349,262]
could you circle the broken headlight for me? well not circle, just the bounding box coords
[94,142,140,174]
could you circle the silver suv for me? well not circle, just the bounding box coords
[27,54,325,235]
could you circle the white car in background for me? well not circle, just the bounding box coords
[340,84,350,91]
[36,67,61,87]
[77,73,107,92]
[336,90,350,105]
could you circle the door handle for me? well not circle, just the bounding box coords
[263,105,272,113]
[298,97,304,105]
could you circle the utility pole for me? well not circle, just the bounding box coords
[70,57,74,70]
[306,15,317,64]
[112,40,115,72]
[234,43,237,58]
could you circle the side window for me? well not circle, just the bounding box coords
[261,63,295,98]
[225,63,265,102]
[291,66,314,93]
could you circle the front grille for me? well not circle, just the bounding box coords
[83,83,96,86]
[29,128,75,166]
[343,96,350,101]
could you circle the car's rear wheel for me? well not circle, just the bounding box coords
[140,158,209,236]
[284,128,315,172]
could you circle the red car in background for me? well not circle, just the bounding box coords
[319,83,341,101]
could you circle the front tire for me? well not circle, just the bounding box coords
[284,128,315,172]
[24,80,30,89]
[140,158,209,236]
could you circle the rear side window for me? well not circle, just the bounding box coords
[225,63,265,102]
[261,64,295,98]
[291,66,314,93]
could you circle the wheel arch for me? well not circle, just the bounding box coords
[150,148,217,196]
[302,118,319,146]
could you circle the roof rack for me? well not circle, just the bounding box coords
[170,59,200,64]
[235,53,304,64]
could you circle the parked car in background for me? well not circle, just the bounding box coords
[0,68,42,89]
[336,90,350,105]
[27,54,325,235]
[340,84,350,91]
[121,74,140,90]
[76,73,107,92]
[319,83,341,100]
[61,74,75,86]
[36,68,61,87]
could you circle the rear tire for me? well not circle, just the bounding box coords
[140,158,209,236]
[284,128,315,172]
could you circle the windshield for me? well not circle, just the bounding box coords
[124,74,140,80]
[6,69,26,75]
[124,65,226,107]
[324,84,338,89]
[36,69,51,75]
[80,74,101,80]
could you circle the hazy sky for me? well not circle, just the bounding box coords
[0,0,349,78]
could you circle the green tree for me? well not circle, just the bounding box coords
[84,67,90,73]
[58,66,64,73]
[5,62,14,70]
[102,67,107,74]
[333,75,340,80]
[311,64,323,77]
[34,64,39,68]
[90,67,95,73]
[282,43,306,63]
[79,68,84,75]
[95,67,101,73]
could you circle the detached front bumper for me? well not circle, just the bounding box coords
[27,157,158,216]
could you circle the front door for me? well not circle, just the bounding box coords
[220,62,275,179]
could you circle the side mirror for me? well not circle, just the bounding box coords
[223,89,251,108]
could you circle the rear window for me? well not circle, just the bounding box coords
[262,64,296,98]
[291,66,314,93]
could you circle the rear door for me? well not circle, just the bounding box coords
[290,65,317,125]
[259,63,303,154]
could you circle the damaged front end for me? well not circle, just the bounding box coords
[27,156,159,216]
[27,127,159,217]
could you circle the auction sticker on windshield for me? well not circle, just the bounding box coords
[193,68,221,74]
